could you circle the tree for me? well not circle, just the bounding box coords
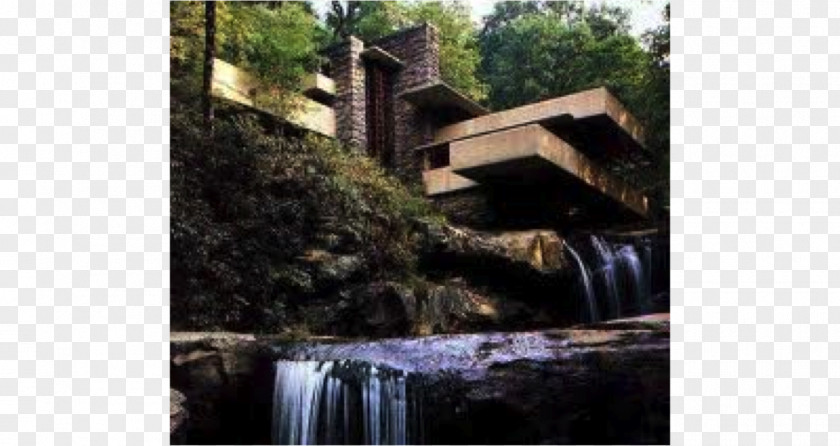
[480,0,542,36]
[637,3,670,204]
[326,1,362,39]
[354,1,405,41]
[480,1,644,108]
[542,0,584,24]
[583,4,631,39]
[203,1,216,135]
[404,1,487,101]
[481,12,646,110]
[324,1,488,101]
[478,2,670,206]
[172,2,324,118]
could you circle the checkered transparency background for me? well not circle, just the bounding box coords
[0,0,836,444]
[672,0,840,445]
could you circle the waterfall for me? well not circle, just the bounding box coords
[272,360,418,445]
[563,241,600,323]
[565,234,658,322]
[615,244,650,314]
[642,241,654,311]
[590,235,621,318]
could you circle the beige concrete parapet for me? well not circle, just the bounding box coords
[211,58,336,137]
[301,72,336,103]
[434,87,644,148]
[422,166,480,196]
[449,124,648,217]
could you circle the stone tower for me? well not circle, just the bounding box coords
[327,24,446,182]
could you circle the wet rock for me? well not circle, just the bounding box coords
[415,222,578,325]
[317,279,543,337]
[171,314,669,444]
[298,249,365,284]
[350,281,416,337]
[170,389,188,444]
[277,313,670,444]
[421,281,499,333]
[651,291,670,313]
[170,333,274,445]
[415,279,541,335]
[416,221,569,275]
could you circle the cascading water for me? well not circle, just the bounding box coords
[563,241,600,323]
[616,244,650,314]
[642,240,654,311]
[566,234,659,322]
[590,235,622,318]
[272,360,420,445]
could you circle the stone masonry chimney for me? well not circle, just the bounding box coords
[327,24,442,182]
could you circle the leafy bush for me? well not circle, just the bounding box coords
[170,101,439,332]
[170,1,323,114]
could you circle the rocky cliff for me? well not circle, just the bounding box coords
[170,314,669,445]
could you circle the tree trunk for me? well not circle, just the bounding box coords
[203,1,216,137]
[331,1,360,39]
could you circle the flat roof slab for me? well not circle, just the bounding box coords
[450,124,648,217]
[422,166,480,196]
[400,82,489,121]
[361,46,404,69]
[434,87,645,154]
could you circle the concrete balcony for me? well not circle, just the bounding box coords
[211,58,336,137]
[446,124,648,218]
[422,166,480,196]
[301,72,336,105]
[434,87,647,165]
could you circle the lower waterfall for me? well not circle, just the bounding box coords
[565,234,663,321]
[272,360,421,445]
[563,241,600,323]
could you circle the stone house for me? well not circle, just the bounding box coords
[213,24,651,230]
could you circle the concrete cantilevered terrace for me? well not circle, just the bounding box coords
[449,124,649,217]
[417,87,651,221]
[434,87,646,158]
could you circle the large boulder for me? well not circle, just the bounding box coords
[278,313,670,444]
[414,279,544,335]
[416,221,570,275]
[170,333,275,445]
[297,249,365,284]
[171,314,669,444]
[297,278,546,338]
[415,222,577,317]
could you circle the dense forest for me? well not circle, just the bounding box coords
[170,1,670,332]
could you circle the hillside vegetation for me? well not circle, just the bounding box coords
[170,1,670,333]
[171,100,440,331]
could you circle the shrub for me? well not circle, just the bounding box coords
[171,102,440,332]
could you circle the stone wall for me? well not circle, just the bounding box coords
[328,36,367,151]
[327,25,503,224]
[327,25,442,182]
[431,188,497,229]
[375,24,441,183]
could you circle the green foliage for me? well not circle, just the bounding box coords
[404,1,488,101]
[326,1,488,101]
[170,1,206,105]
[219,2,322,88]
[170,1,323,113]
[170,100,439,331]
[354,1,405,41]
[638,4,670,204]
[480,7,645,110]
[479,1,670,203]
